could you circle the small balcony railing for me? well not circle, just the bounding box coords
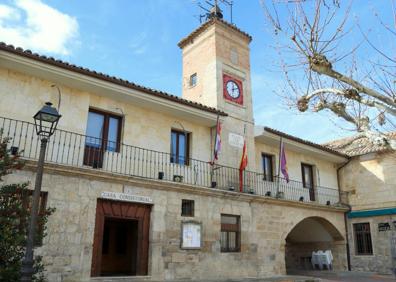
[0,116,343,206]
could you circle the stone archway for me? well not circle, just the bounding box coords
[284,216,347,274]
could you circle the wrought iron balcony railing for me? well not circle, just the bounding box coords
[1,116,343,206]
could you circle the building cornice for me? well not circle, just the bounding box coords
[23,160,349,213]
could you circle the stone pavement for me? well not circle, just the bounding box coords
[92,275,319,282]
[91,272,395,282]
[290,270,396,282]
[174,277,320,282]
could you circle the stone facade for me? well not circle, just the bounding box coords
[340,152,396,211]
[348,215,396,274]
[3,163,348,281]
[0,14,352,282]
[338,152,396,274]
[181,20,255,171]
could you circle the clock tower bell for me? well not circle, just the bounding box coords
[179,10,255,170]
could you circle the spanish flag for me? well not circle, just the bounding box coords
[239,140,248,192]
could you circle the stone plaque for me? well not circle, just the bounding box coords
[181,221,202,249]
[100,191,153,204]
[228,132,244,148]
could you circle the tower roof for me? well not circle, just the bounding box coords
[178,17,252,49]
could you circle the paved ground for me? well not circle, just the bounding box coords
[290,271,396,282]
[93,272,396,281]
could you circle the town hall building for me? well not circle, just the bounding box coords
[1,6,394,281]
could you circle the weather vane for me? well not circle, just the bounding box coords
[194,0,234,24]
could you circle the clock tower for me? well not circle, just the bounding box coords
[179,9,256,170]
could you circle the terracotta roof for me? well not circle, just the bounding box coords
[324,132,396,157]
[263,127,349,158]
[178,18,252,48]
[0,42,227,117]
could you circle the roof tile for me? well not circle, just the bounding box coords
[324,132,396,157]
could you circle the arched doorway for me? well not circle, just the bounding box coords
[285,216,346,274]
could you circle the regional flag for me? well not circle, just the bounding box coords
[213,118,222,162]
[280,141,289,183]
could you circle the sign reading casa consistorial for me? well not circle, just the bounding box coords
[100,191,153,204]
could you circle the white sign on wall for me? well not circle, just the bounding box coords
[228,132,244,148]
[181,221,202,249]
[100,191,153,204]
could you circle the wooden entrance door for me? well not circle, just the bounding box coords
[100,218,138,275]
[91,199,151,277]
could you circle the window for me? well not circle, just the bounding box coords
[220,214,240,252]
[189,73,197,87]
[354,223,373,255]
[301,163,314,188]
[262,153,274,181]
[85,109,122,152]
[181,199,194,217]
[170,129,190,165]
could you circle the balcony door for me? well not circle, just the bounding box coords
[84,109,121,168]
[170,129,190,165]
[301,163,315,201]
[262,153,274,182]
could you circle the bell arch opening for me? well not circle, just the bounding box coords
[285,216,346,274]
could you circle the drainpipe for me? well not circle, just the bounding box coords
[337,159,352,271]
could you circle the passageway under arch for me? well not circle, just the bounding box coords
[285,216,347,273]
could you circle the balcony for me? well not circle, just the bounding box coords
[1,116,343,206]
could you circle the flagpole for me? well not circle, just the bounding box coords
[244,124,246,192]
[276,137,282,197]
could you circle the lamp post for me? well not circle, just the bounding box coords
[20,102,61,282]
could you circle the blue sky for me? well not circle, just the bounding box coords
[0,0,391,143]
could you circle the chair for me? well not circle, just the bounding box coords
[324,250,333,270]
[316,250,325,270]
[311,251,319,270]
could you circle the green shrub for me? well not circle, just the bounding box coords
[0,131,54,281]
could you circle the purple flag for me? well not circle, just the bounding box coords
[280,141,289,183]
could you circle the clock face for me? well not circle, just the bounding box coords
[223,74,243,105]
[226,80,240,99]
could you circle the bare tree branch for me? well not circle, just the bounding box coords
[262,0,396,148]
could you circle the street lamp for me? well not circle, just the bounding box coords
[21,102,61,282]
